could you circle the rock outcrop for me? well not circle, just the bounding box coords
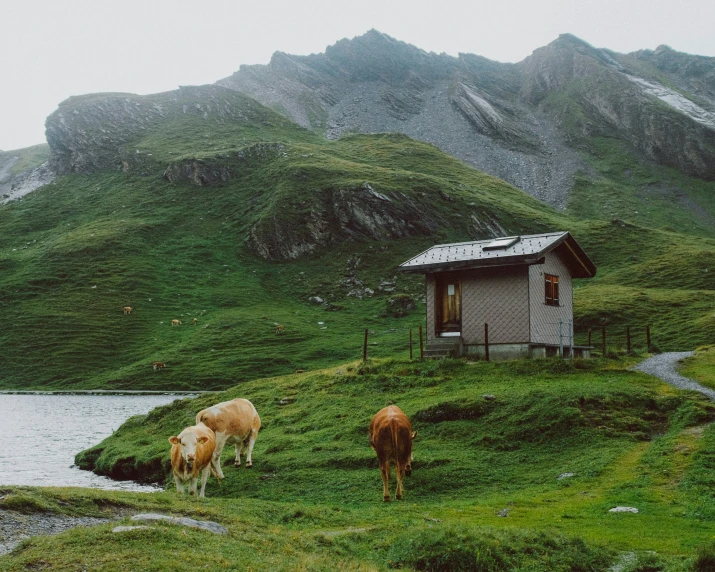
[218,31,715,203]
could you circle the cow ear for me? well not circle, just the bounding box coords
[411,431,417,440]
[169,436,180,445]
[197,436,209,444]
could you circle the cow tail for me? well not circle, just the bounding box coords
[390,418,400,466]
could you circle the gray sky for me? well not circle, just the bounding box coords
[1,0,714,151]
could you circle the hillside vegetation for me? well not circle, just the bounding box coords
[1,84,714,389]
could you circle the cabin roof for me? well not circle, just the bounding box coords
[399,232,597,278]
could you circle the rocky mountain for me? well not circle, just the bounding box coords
[218,31,715,207]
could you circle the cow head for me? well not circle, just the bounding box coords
[169,431,209,470]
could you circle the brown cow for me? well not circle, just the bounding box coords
[196,398,261,479]
[123,306,132,314]
[275,324,285,334]
[152,361,166,370]
[171,319,182,326]
[369,405,416,502]
[192,318,198,325]
[168,423,218,497]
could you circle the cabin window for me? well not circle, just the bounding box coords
[545,274,559,306]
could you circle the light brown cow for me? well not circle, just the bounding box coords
[196,398,261,479]
[275,324,285,334]
[152,361,166,370]
[168,423,218,497]
[369,405,416,502]
[123,306,133,314]
[192,318,198,325]
[171,319,182,326]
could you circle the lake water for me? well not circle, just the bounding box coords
[0,393,193,491]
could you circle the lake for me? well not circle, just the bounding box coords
[0,393,193,491]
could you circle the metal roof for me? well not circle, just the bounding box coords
[399,232,597,278]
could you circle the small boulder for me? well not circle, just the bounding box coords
[609,506,639,514]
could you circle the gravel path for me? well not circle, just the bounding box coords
[633,352,715,400]
[0,510,110,555]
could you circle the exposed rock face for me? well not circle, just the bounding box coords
[0,146,54,204]
[218,30,715,202]
[247,184,441,260]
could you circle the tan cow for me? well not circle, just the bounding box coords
[369,405,416,502]
[192,318,198,325]
[168,423,218,497]
[123,306,133,314]
[171,319,182,326]
[275,324,285,334]
[196,398,261,479]
[152,361,166,370]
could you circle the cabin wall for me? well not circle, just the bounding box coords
[461,266,530,345]
[529,252,573,345]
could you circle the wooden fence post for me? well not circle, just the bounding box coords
[602,327,606,357]
[626,326,631,353]
[419,325,424,360]
[646,325,651,352]
[363,329,368,362]
[409,329,413,360]
[484,323,490,362]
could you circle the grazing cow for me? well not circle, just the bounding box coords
[152,361,166,370]
[123,306,132,314]
[168,423,218,497]
[369,405,416,502]
[196,398,261,479]
[171,319,182,326]
[275,324,285,334]
[192,318,198,325]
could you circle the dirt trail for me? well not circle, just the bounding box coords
[633,352,715,400]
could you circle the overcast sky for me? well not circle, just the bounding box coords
[1,0,714,151]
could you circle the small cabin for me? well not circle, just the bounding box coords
[399,232,597,360]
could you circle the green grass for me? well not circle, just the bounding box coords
[2,358,715,569]
[680,347,715,390]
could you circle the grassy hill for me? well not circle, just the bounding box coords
[1,357,714,569]
[1,86,714,390]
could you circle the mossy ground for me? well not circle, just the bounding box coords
[2,358,715,569]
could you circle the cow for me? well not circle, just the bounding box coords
[168,423,218,497]
[196,398,261,479]
[152,361,166,370]
[192,318,198,325]
[275,324,285,334]
[368,405,416,502]
[123,306,132,314]
[171,319,182,326]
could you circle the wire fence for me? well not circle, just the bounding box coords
[354,322,657,362]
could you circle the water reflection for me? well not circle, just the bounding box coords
[0,393,193,491]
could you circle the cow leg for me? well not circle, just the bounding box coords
[244,428,258,468]
[380,462,391,502]
[199,466,210,498]
[212,432,229,479]
[395,464,405,500]
[174,475,185,495]
[189,476,198,496]
[234,440,243,467]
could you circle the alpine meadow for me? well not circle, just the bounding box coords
[1,31,715,570]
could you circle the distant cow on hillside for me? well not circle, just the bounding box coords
[123,306,132,314]
[171,319,182,326]
[369,405,416,502]
[152,361,166,370]
[196,398,261,480]
[168,423,218,497]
